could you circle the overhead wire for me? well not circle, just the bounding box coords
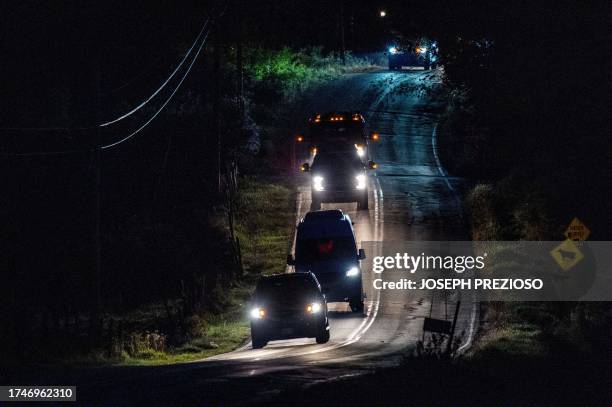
[98,17,210,128]
[1,4,225,157]
[100,28,210,149]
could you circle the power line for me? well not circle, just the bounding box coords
[1,28,211,156]
[100,0,229,149]
[1,17,209,136]
[100,28,211,149]
[98,17,210,128]
[1,3,227,157]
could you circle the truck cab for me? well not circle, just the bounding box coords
[287,210,366,313]
[307,112,379,161]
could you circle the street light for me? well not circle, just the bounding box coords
[379,10,386,17]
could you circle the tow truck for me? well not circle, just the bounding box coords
[303,112,379,161]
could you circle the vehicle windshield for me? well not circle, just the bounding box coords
[256,276,318,301]
[295,236,356,263]
[310,123,364,145]
[312,153,363,173]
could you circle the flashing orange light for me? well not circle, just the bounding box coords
[306,304,313,313]
[310,146,317,155]
[259,309,266,317]
[296,135,304,142]
[371,132,380,141]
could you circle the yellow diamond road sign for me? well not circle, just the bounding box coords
[551,239,584,271]
[564,217,590,241]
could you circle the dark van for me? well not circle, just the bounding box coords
[287,210,366,313]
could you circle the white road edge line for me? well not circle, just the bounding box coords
[431,123,478,354]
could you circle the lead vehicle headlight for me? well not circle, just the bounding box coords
[355,144,365,157]
[313,175,324,191]
[250,307,265,319]
[306,302,322,314]
[346,267,359,277]
[355,174,366,190]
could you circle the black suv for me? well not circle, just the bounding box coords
[249,272,330,349]
[301,151,376,210]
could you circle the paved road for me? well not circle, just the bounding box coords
[22,70,477,405]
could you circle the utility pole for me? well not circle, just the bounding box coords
[235,0,244,119]
[92,57,102,332]
[446,298,461,355]
[339,0,346,65]
[212,24,221,193]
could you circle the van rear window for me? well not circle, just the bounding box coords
[296,237,356,263]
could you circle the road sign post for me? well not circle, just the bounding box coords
[445,299,461,355]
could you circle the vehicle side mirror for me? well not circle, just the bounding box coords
[286,254,295,266]
[300,163,310,172]
[358,248,366,260]
[368,161,378,170]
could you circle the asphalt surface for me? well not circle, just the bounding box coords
[17,69,477,405]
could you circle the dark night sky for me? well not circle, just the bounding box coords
[1,0,608,128]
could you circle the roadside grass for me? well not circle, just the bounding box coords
[235,176,296,276]
[247,47,377,103]
[50,177,295,368]
[118,177,295,365]
[122,321,250,366]
[466,304,548,361]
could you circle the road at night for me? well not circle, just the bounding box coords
[24,70,478,405]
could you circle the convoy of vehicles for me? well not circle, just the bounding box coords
[387,39,439,70]
[249,109,378,349]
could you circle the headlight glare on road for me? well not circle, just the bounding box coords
[346,267,359,277]
[355,174,366,190]
[313,175,324,191]
[250,307,265,319]
[307,302,322,314]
